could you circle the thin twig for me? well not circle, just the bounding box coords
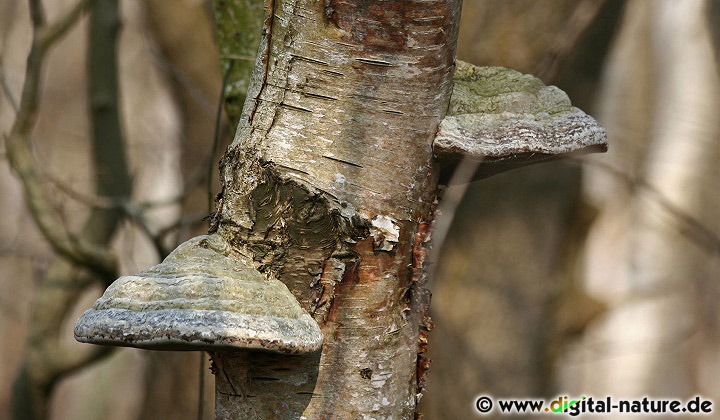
[534,0,608,82]
[147,46,215,117]
[39,153,203,257]
[138,165,207,210]
[41,169,119,209]
[122,202,170,258]
[219,53,257,62]
[582,158,720,257]
[208,60,234,214]
[0,67,19,112]
[37,0,93,52]
[156,213,207,239]
[428,157,481,286]
[42,161,206,214]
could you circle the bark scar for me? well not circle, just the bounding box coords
[312,243,358,323]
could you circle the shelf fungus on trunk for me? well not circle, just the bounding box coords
[74,234,323,354]
[434,60,608,181]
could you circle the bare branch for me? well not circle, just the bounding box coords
[6,0,117,279]
[0,67,19,112]
[583,159,720,257]
[428,158,480,285]
[38,0,93,52]
[4,131,117,278]
[156,214,207,239]
[43,161,205,212]
[40,162,203,260]
[121,202,169,259]
[21,261,114,395]
[534,0,609,82]
[53,345,112,377]
[41,169,119,209]
[147,46,215,117]
[208,61,234,214]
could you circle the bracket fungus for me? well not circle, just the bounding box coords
[74,234,323,354]
[433,61,608,180]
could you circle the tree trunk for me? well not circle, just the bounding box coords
[211,0,461,417]
[581,0,720,398]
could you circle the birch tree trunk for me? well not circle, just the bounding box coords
[211,0,461,417]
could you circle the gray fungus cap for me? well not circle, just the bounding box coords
[74,234,323,354]
[433,61,608,179]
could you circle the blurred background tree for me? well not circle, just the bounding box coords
[1,0,718,419]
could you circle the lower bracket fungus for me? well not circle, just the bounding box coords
[74,234,322,354]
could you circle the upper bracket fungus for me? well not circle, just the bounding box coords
[433,61,608,181]
[74,234,322,354]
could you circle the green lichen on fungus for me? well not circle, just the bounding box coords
[450,60,572,116]
[93,235,305,316]
[433,60,608,180]
[74,235,323,353]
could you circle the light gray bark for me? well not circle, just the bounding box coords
[212,0,461,417]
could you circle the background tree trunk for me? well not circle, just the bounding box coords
[577,0,720,399]
[211,0,460,417]
[419,2,621,416]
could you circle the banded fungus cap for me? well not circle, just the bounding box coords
[74,234,322,354]
[433,60,608,181]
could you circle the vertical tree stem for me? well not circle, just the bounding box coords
[213,0,461,417]
[86,0,132,269]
